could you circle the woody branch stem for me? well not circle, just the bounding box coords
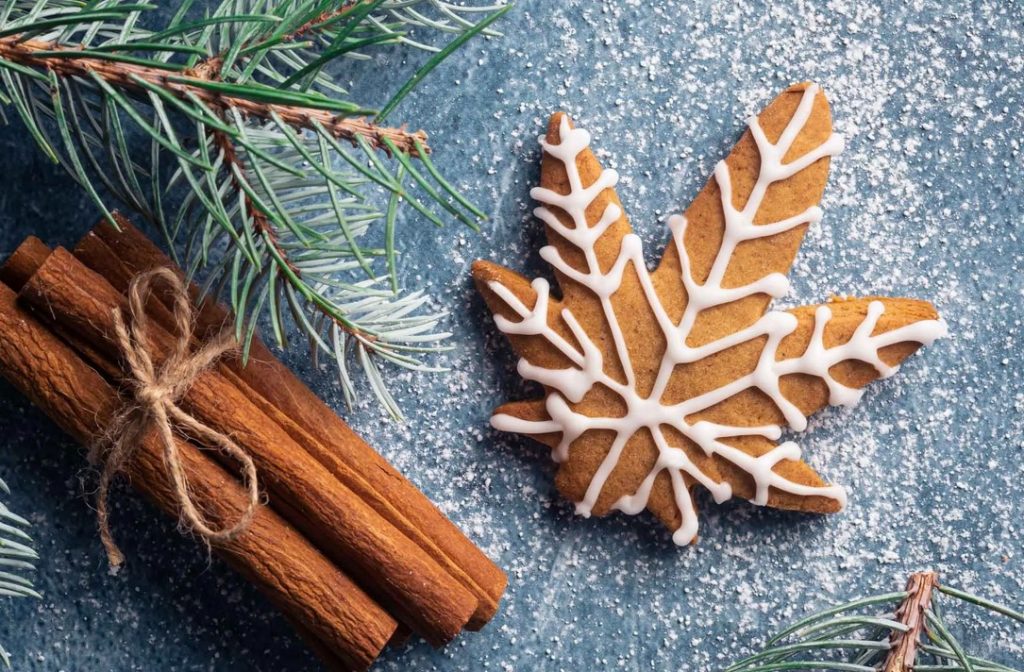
[0,36,430,156]
[884,570,939,672]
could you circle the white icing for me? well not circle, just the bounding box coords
[488,85,948,545]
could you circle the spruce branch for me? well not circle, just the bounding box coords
[885,571,938,672]
[0,0,511,418]
[0,477,40,668]
[728,571,1024,672]
[0,36,430,153]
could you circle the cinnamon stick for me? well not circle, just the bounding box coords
[0,240,114,376]
[0,235,50,289]
[75,215,506,627]
[21,247,478,645]
[0,281,396,671]
[2,239,395,668]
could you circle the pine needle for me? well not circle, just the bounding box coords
[0,477,39,668]
[730,572,1023,672]
[0,0,510,416]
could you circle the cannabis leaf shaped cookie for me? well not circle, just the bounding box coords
[474,83,947,544]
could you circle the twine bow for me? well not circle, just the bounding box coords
[91,268,259,569]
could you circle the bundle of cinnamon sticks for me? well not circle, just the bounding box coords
[0,216,506,671]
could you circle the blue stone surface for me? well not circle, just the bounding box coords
[0,1,1022,669]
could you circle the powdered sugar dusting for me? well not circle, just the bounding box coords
[357,0,1024,668]
[0,0,1019,668]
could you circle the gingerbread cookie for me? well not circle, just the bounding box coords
[474,83,946,544]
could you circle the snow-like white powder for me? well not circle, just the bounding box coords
[0,0,1019,669]
[356,1,1024,669]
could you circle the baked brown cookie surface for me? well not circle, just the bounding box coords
[475,83,946,544]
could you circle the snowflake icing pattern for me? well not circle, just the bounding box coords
[475,83,947,545]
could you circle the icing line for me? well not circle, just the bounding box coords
[488,85,947,545]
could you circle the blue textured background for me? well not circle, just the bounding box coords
[1,1,1022,669]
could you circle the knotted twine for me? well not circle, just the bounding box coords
[90,267,259,569]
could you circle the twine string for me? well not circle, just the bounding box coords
[90,268,259,568]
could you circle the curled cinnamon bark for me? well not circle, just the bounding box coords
[0,235,49,289]
[0,280,396,671]
[20,247,478,645]
[75,215,507,627]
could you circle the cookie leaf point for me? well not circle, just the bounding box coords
[480,85,945,544]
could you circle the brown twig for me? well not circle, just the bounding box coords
[210,127,376,342]
[0,36,430,156]
[203,96,375,344]
[184,53,301,280]
[287,1,364,41]
[884,571,940,672]
[208,129,281,249]
[0,33,391,343]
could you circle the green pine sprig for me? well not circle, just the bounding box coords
[0,477,40,668]
[0,0,511,418]
[728,571,1023,672]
